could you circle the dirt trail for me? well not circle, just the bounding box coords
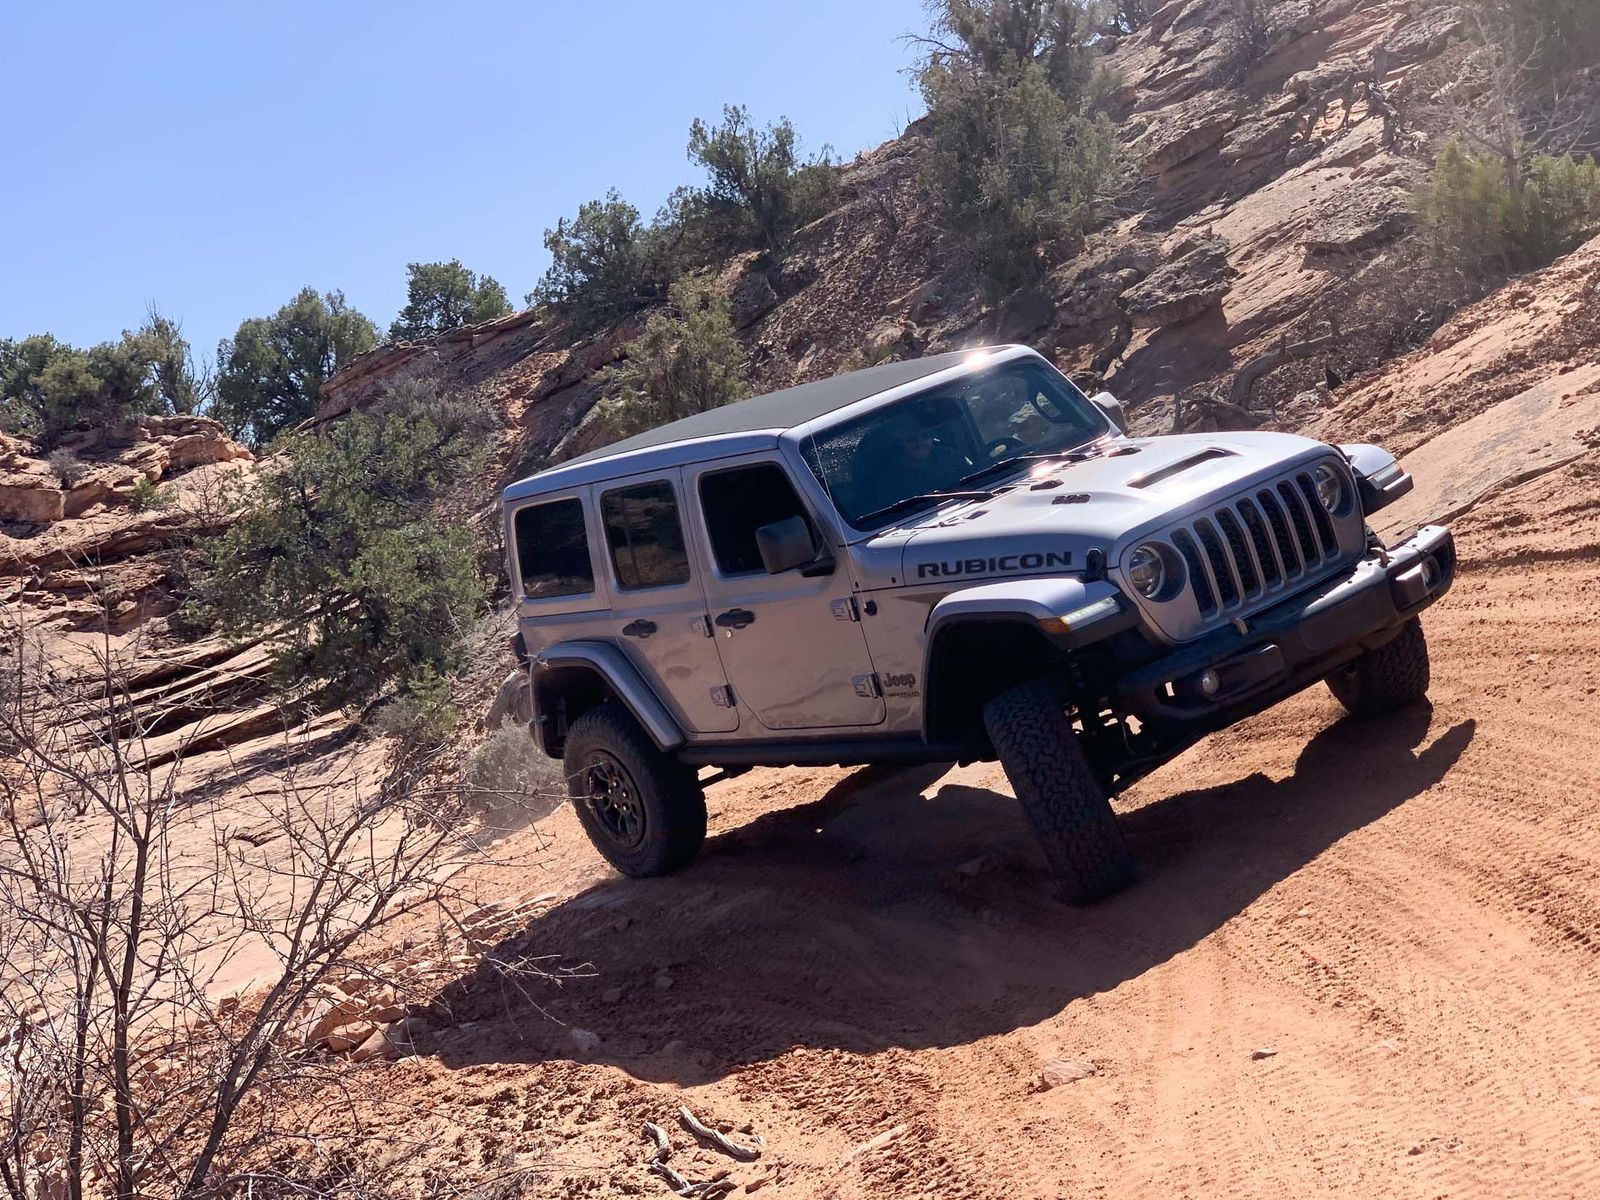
[335,449,1600,1198]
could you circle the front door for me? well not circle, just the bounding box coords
[686,455,884,731]
[597,470,738,734]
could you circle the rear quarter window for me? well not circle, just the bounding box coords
[601,480,692,590]
[513,498,595,599]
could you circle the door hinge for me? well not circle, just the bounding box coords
[709,684,736,708]
[831,597,861,622]
[851,673,882,699]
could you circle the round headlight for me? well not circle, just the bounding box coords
[1313,463,1345,514]
[1128,543,1165,598]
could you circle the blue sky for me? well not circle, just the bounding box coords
[1,1,928,363]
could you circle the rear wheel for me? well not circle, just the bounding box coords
[563,704,706,877]
[1326,617,1431,718]
[983,681,1136,905]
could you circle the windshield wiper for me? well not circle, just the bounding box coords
[957,443,1109,488]
[857,489,993,528]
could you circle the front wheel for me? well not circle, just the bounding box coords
[1326,617,1431,718]
[983,681,1137,905]
[563,704,706,877]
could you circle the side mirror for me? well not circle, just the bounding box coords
[755,515,820,574]
[1090,390,1126,434]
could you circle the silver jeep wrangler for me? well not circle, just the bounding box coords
[500,345,1453,902]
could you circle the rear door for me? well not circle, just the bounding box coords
[597,470,739,734]
[685,454,884,731]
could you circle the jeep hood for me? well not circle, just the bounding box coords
[852,431,1334,589]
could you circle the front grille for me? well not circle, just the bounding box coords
[1172,466,1347,620]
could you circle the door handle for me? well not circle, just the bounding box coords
[714,608,756,631]
[621,619,657,639]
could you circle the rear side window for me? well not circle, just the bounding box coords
[699,463,811,575]
[514,498,594,599]
[600,480,692,590]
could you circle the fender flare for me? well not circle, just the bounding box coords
[530,640,685,754]
[920,578,1133,740]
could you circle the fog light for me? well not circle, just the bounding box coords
[1199,669,1221,697]
[1421,557,1440,589]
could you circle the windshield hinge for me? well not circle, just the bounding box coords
[851,673,882,699]
[830,597,861,622]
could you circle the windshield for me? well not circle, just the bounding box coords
[800,358,1109,530]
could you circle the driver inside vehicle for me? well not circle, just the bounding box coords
[854,397,971,516]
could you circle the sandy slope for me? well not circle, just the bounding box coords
[319,438,1600,1199]
[291,242,1600,1197]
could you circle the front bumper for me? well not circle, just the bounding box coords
[1118,524,1456,726]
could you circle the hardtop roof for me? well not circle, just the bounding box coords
[502,346,1032,503]
[563,348,980,465]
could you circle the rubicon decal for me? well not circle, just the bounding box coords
[916,550,1072,579]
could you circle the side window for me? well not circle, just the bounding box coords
[699,463,811,576]
[600,480,692,590]
[514,497,594,600]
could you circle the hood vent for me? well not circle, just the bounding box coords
[1126,447,1235,489]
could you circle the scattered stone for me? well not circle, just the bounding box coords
[654,970,675,991]
[843,1123,908,1165]
[1040,1058,1098,1088]
[297,990,365,1049]
[350,1026,399,1064]
[602,986,625,1003]
[1251,1047,1278,1061]
[568,1027,603,1052]
[324,1021,378,1055]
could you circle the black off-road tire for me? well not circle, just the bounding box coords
[1325,617,1432,718]
[563,703,706,878]
[983,681,1137,905]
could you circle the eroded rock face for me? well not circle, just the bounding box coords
[3,417,253,525]
[1136,89,1242,174]
[0,435,66,523]
[728,265,780,330]
[1301,188,1411,257]
[1122,236,1239,328]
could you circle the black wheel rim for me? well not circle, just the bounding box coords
[582,752,646,849]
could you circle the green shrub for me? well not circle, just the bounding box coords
[199,376,490,709]
[533,110,835,333]
[125,477,174,513]
[1419,143,1600,279]
[0,335,59,437]
[685,105,836,254]
[593,277,748,440]
[531,191,676,334]
[461,723,566,833]
[370,666,458,746]
[389,260,512,342]
[213,287,378,450]
[916,0,1123,302]
[2,315,203,442]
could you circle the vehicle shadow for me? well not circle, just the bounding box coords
[433,707,1474,1084]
